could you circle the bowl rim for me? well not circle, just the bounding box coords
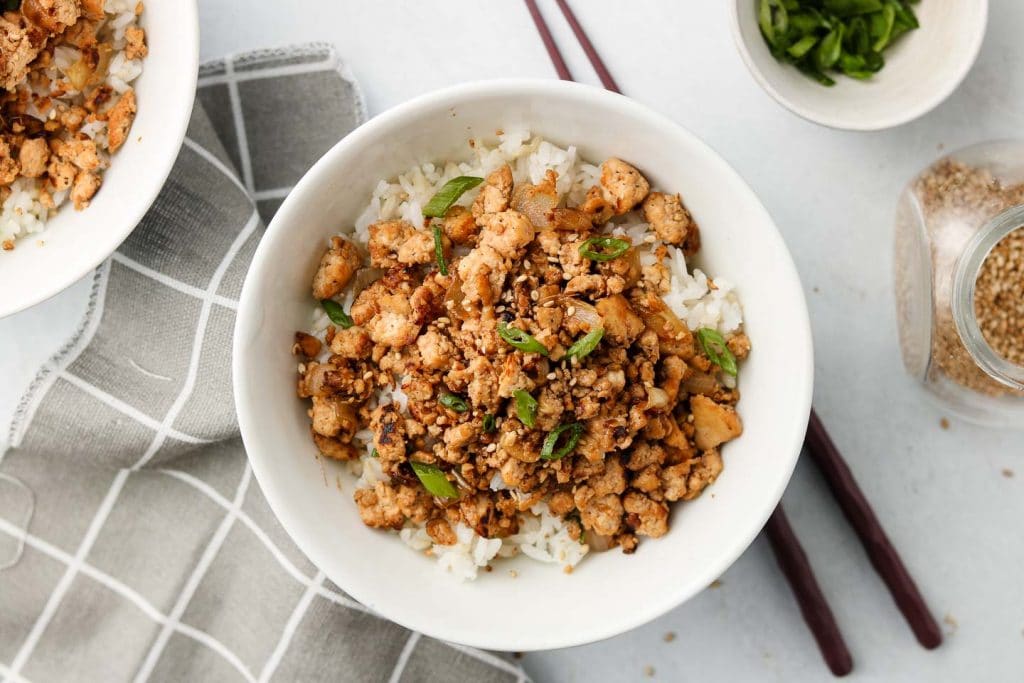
[728,0,989,131]
[233,78,814,650]
[0,0,200,318]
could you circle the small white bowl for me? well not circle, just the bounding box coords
[730,0,988,131]
[233,79,814,651]
[0,1,199,318]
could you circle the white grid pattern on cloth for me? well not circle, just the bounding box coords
[387,632,422,683]
[157,468,370,615]
[197,59,336,88]
[57,370,213,445]
[0,516,254,680]
[133,465,255,682]
[1,49,526,683]
[258,570,326,683]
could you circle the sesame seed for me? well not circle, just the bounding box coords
[530,290,539,301]
[546,372,556,380]
[566,306,576,316]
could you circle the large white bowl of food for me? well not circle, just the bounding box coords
[0,0,198,318]
[233,79,814,650]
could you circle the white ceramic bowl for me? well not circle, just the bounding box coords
[730,0,988,130]
[233,80,814,651]
[0,0,199,318]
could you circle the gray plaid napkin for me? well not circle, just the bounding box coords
[0,44,528,683]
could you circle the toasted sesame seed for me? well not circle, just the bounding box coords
[530,290,539,301]
[566,306,576,316]
[546,372,557,380]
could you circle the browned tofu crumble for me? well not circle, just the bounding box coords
[0,0,144,246]
[295,157,748,555]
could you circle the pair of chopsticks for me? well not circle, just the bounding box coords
[522,1,942,675]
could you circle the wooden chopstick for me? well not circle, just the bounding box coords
[524,0,573,81]
[765,507,854,676]
[805,409,943,649]
[553,0,620,92]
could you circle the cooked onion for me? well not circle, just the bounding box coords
[682,370,719,396]
[641,305,692,356]
[512,183,557,229]
[443,274,470,321]
[547,207,592,232]
[586,533,615,552]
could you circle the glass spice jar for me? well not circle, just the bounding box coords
[894,140,1024,428]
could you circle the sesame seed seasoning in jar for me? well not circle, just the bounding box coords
[894,141,1024,427]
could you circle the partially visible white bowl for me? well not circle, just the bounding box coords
[233,79,814,651]
[0,0,199,318]
[730,0,988,131]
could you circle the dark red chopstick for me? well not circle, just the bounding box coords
[805,409,942,649]
[765,507,853,676]
[553,0,620,92]
[524,0,573,81]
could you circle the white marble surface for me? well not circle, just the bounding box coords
[2,1,1023,680]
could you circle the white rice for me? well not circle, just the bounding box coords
[321,129,745,581]
[0,0,144,247]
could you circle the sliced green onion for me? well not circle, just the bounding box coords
[787,34,819,59]
[579,236,631,262]
[410,461,459,499]
[432,224,448,276]
[482,414,496,433]
[439,392,468,412]
[824,0,884,17]
[565,328,604,361]
[514,390,538,428]
[371,448,379,458]
[498,322,549,356]
[696,328,738,377]
[540,422,584,461]
[422,176,484,218]
[321,300,353,328]
[758,0,916,86]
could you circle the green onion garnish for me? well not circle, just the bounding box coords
[498,322,549,356]
[410,461,460,499]
[439,392,468,412]
[696,328,738,377]
[578,236,631,262]
[757,0,919,86]
[422,176,484,218]
[513,390,538,428]
[371,448,379,458]
[2,0,20,9]
[482,414,496,433]
[432,224,448,276]
[540,422,584,460]
[321,300,353,328]
[565,328,604,361]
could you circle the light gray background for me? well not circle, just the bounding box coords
[2,1,1021,681]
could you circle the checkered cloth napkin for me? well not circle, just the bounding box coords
[0,45,529,683]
